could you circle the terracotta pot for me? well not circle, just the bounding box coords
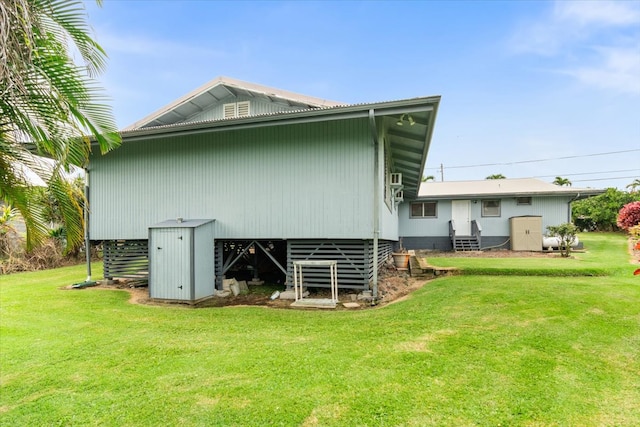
[392,252,410,270]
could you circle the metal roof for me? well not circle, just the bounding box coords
[417,178,604,199]
[125,76,343,130]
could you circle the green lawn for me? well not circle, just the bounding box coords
[1,233,639,426]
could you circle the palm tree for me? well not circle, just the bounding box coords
[553,177,572,186]
[626,179,640,193]
[0,0,121,251]
[486,174,506,180]
[422,175,435,182]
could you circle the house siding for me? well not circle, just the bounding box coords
[90,118,375,241]
[399,195,574,247]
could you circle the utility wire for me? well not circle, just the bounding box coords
[571,175,639,183]
[426,149,640,171]
[533,169,639,179]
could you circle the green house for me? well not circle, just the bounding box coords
[89,77,440,295]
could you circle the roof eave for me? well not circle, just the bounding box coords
[102,96,441,144]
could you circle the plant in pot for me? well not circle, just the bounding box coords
[392,238,411,270]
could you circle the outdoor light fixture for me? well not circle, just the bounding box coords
[396,114,416,126]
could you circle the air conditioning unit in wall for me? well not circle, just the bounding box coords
[394,190,404,202]
[390,173,402,187]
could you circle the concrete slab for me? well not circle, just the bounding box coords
[279,289,308,300]
[342,302,360,309]
[290,298,337,309]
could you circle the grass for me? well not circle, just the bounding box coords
[425,232,629,277]
[1,233,639,426]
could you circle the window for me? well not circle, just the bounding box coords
[482,200,501,217]
[223,101,251,118]
[410,202,437,218]
[516,197,532,205]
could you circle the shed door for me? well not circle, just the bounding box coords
[151,229,191,300]
[452,200,471,235]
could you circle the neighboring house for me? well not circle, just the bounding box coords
[89,76,440,296]
[399,178,604,251]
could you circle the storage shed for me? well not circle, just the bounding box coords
[510,216,542,251]
[148,219,215,302]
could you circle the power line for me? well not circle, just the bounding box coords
[571,175,639,183]
[426,149,640,171]
[533,169,639,179]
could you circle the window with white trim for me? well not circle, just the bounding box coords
[410,202,437,218]
[482,200,501,217]
[223,101,251,118]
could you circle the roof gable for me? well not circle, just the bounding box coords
[125,76,343,130]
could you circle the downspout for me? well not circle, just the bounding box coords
[369,109,379,298]
[569,193,581,222]
[84,168,92,282]
[72,167,96,288]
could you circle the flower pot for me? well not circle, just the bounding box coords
[392,253,410,270]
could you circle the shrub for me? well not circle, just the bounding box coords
[617,201,640,231]
[0,238,73,275]
[572,188,640,231]
[546,223,579,258]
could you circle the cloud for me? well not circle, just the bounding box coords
[564,46,640,95]
[510,0,640,95]
[555,1,640,28]
[96,30,226,60]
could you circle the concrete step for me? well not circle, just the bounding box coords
[410,255,458,279]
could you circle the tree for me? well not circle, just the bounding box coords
[486,174,506,180]
[422,175,435,182]
[546,223,579,258]
[627,179,640,193]
[553,176,572,186]
[0,0,121,252]
[572,188,640,231]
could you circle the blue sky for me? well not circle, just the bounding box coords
[85,0,639,190]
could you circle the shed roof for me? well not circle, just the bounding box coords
[125,76,343,130]
[417,178,604,199]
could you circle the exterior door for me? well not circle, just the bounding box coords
[452,200,471,236]
[150,228,191,300]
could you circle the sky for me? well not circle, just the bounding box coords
[84,0,639,190]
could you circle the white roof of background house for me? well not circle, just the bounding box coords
[125,76,344,130]
[417,178,605,199]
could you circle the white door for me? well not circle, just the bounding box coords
[150,229,190,300]
[452,200,471,236]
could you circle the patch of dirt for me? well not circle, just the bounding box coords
[68,244,627,309]
[69,265,429,310]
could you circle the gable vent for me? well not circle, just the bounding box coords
[223,101,251,119]
[237,101,250,117]
[223,103,236,119]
